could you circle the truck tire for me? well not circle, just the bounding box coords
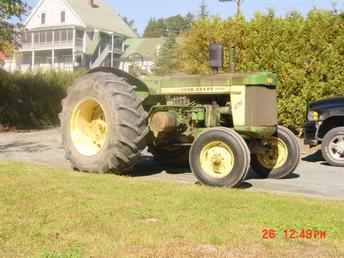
[60,72,149,173]
[321,127,344,167]
[251,126,300,179]
[149,145,190,167]
[189,128,250,188]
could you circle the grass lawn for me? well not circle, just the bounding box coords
[0,161,343,258]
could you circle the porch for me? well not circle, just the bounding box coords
[18,28,124,72]
[18,49,75,72]
[21,28,84,52]
[19,28,84,71]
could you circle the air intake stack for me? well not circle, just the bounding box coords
[209,43,224,73]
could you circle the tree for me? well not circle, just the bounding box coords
[200,0,209,18]
[0,0,27,54]
[122,16,138,35]
[154,32,178,75]
[177,10,344,133]
[166,14,194,34]
[185,12,195,25]
[143,18,166,37]
[143,14,194,38]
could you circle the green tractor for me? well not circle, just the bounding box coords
[60,45,300,188]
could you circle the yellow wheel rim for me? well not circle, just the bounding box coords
[200,141,235,178]
[257,137,288,169]
[70,99,108,156]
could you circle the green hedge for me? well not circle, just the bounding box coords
[178,10,344,133]
[0,70,82,129]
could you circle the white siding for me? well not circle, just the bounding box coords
[3,57,17,73]
[26,0,84,29]
[120,60,155,74]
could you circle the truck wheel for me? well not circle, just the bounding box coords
[189,128,250,188]
[251,126,300,179]
[149,145,190,167]
[321,127,344,167]
[60,72,148,173]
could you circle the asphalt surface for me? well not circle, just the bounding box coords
[0,128,343,200]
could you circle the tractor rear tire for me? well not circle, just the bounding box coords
[60,72,148,174]
[251,126,300,179]
[189,128,250,188]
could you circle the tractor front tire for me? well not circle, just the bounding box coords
[189,128,250,188]
[60,72,148,174]
[251,126,300,179]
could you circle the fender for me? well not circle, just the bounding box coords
[317,114,344,140]
[319,109,344,122]
[88,66,150,95]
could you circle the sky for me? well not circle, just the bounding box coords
[25,0,343,34]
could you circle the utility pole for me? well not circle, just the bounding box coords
[219,0,243,17]
[200,0,208,18]
[235,0,242,17]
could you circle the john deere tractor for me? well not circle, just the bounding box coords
[60,45,300,188]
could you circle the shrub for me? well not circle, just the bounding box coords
[0,70,83,129]
[178,10,344,133]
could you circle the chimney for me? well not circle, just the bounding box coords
[89,0,99,8]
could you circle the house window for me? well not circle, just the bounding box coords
[156,45,161,56]
[114,37,122,49]
[39,31,46,43]
[41,13,46,24]
[54,30,60,42]
[61,11,65,23]
[87,31,95,41]
[67,30,73,41]
[61,30,67,41]
[76,30,84,39]
[22,31,32,44]
[46,31,53,42]
[34,32,39,43]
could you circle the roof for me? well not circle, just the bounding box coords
[65,0,138,38]
[122,38,166,61]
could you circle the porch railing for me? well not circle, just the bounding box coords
[20,29,84,51]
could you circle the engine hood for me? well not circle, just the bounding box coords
[309,97,344,111]
[142,72,277,96]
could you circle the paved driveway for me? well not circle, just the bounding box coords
[0,129,343,200]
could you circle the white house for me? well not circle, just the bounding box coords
[14,0,137,72]
[120,37,166,74]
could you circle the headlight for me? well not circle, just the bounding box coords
[307,111,319,121]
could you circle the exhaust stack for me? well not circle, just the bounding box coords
[89,0,99,8]
[209,43,224,72]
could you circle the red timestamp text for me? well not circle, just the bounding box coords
[262,229,327,240]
